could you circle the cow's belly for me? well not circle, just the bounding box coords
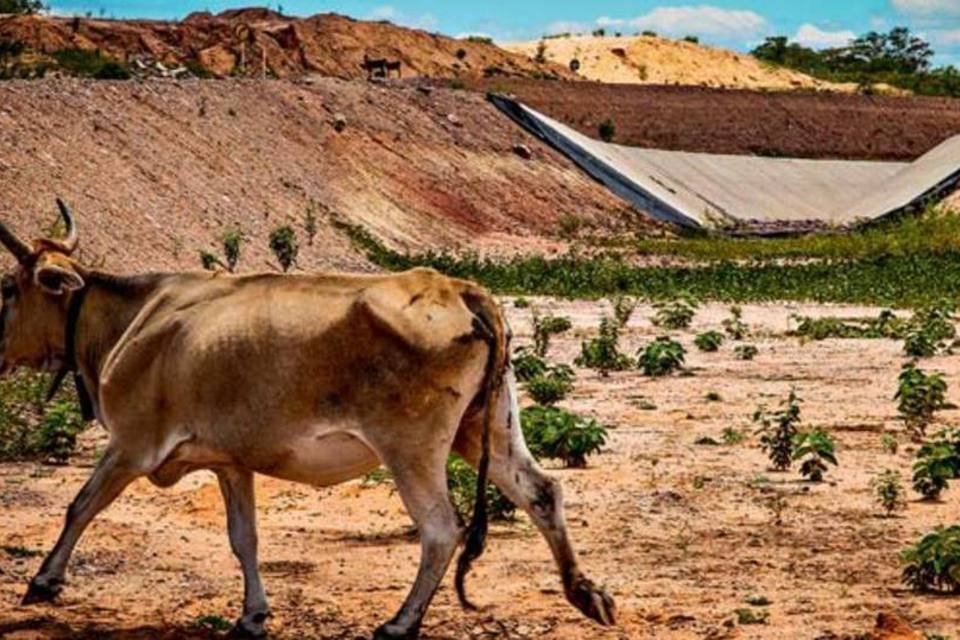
[254,431,382,488]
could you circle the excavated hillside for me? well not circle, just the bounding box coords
[0,10,571,80]
[0,78,646,272]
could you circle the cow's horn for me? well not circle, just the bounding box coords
[56,198,78,254]
[0,219,32,264]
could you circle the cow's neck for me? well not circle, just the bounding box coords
[72,270,171,393]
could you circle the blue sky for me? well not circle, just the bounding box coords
[47,0,960,65]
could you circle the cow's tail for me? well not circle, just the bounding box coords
[455,289,509,611]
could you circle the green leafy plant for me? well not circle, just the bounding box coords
[194,615,232,632]
[524,365,575,406]
[792,428,838,482]
[532,313,572,357]
[902,525,960,593]
[447,455,515,521]
[269,225,299,272]
[895,363,948,440]
[723,306,748,340]
[735,344,759,361]
[652,296,698,329]
[903,302,956,357]
[695,330,724,352]
[575,316,633,376]
[911,443,957,500]
[512,347,547,382]
[199,249,221,271]
[36,401,85,465]
[790,309,907,341]
[513,297,531,309]
[521,406,607,468]
[722,427,746,445]
[0,371,84,463]
[221,228,243,273]
[880,433,900,455]
[873,469,907,516]
[735,608,769,625]
[637,337,686,377]
[755,391,802,471]
[610,294,638,328]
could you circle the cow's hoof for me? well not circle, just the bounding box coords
[227,612,270,638]
[567,576,616,626]
[372,621,420,640]
[21,577,63,605]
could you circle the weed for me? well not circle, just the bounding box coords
[695,330,724,352]
[269,225,299,272]
[755,391,802,471]
[637,337,686,377]
[735,608,769,625]
[902,526,960,593]
[221,228,243,273]
[0,372,84,463]
[903,302,957,357]
[881,433,900,455]
[790,309,906,341]
[873,469,907,516]
[199,249,221,271]
[610,294,638,328]
[513,297,531,309]
[735,344,759,360]
[911,443,956,500]
[652,295,697,329]
[532,313,572,357]
[575,316,633,376]
[723,306,748,340]
[706,391,722,402]
[895,363,948,440]
[521,406,607,468]
[793,428,838,481]
[512,347,548,382]
[194,615,232,632]
[447,455,515,521]
[303,202,319,246]
[524,365,575,406]
[722,427,746,445]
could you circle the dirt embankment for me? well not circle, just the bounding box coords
[504,34,851,92]
[0,9,572,80]
[468,78,960,160]
[0,77,647,273]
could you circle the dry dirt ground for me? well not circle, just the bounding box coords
[1,299,958,639]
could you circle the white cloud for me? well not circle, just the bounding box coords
[543,20,590,36]
[793,24,856,49]
[367,5,438,31]
[891,0,960,17]
[626,5,768,40]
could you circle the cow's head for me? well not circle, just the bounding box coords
[0,200,84,373]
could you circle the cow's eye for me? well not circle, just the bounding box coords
[1,276,16,300]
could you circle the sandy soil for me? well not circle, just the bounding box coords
[1,299,958,639]
[503,35,846,92]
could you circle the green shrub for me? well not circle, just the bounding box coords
[695,330,724,352]
[199,249,221,271]
[903,302,956,357]
[902,526,960,593]
[735,344,759,360]
[36,401,86,465]
[651,296,697,329]
[269,225,299,272]
[911,443,956,500]
[880,433,899,455]
[723,306,748,340]
[524,365,575,406]
[532,313,572,357]
[706,391,722,402]
[575,316,633,376]
[0,372,84,463]
[447,455,515,521]
[755,391,802,471]
[52,49,130,79]
[873,469,906,516]
[521,406,607,468]
[512,347,547,382]
[611,294,638,328]
[722,426,746,445]
[637,337,686,377]
[792,428,838,482]
[790,309,907,341]
[895,363,948,440]
[513,297,531,309]
[222,228,243,273]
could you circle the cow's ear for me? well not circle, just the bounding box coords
[35,263,85,296]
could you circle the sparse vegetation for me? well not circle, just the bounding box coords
[895,363,948,441]
[0,371,84,463]
[723,306,748,340]
[598,119,615,142]
[873,469,906,516]
[651,295,697,329]
[269,225,299,272]
[303,202,319,246]
[911,443,956,500]
[793,428,838,482]
[734,344,759,361]
[521,406,607,468]
[695,330,724,352]
[722,426,746,445]
[221,228,243,273]
[611,294,638,328]
[755,391,802,472]
[532,313,572,357]
[902,302,956,358]
[637,337,686,377]
[575,316,633,376]
[902,526,960,593]
[790,309,905,341]
[447,455,515,521]
[881,433,899,455]
[524,365,575,406]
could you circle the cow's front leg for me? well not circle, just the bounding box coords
[216,468,270,638]
[22,447,141,604]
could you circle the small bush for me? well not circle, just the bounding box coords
[0,371,84,463]
[575,316,633,376]
[683,35,700,44]
[881,433,899,455]
[269,225,299,272]
[755,391,802,471]
[52,49,130,79]
[221,228,243,273]
[524,365,575,406]
[598,119,616,142]
[706,391,722,402]
[447,455,515,521]
[735,344,759,360]
[911,443,956,500]
[873,469,906,516]
[723,306,748,340]
[521,406,607,468]
[611,294,638,328]
[512,347,547,382]
[532,313,572,357]
[199,249,221,271]
[637,337,686,377]
[722,426,746,445]
[695,330,724,352]
[895,363,948,440]
[194,615,232,632]
[904,302,956,357]
[651,296,697,329]
[792,428,838,482]
[902,526,960,593]
[513,297,531,309]
[36,401,86,465]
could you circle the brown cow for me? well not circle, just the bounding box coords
[1,201,615,639]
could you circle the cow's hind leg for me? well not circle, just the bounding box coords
[22,447,141,604]
[216,468,270,638]
[453,375,616,626]
[372,444,463,639]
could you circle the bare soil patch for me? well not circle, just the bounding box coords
[1,300,957,638]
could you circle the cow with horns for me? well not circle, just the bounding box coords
[1,201,615,639]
